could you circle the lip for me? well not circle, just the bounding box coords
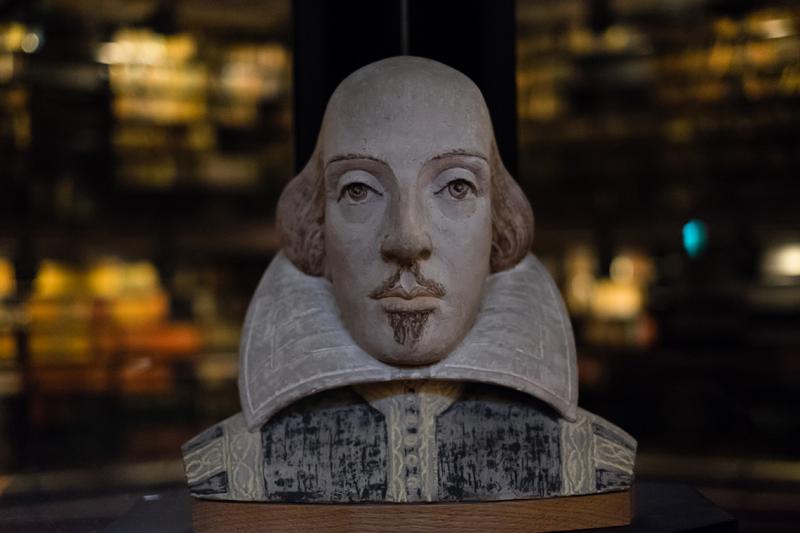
[374,286,442,300]
[379,296,440,312]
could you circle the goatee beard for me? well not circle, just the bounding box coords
[386,310,433,346]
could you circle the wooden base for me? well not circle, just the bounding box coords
[192,490,631,533]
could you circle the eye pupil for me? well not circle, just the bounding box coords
[347,183,368,200]
[447,179,471,199]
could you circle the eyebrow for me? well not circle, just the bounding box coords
[430,150,488,162]
[325,154,388,167]
[326,150,488,168]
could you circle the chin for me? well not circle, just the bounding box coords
[348,307,465,367]
[368,327,457,367]
[373,347,445,367]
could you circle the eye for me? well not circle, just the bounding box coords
[438,178,476,200]
[339,182,380,203]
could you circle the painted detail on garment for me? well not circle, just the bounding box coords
[182,412,264,500]
[188,471,228,495]
[260,387,388,502]
[183,384,636,502]
[184,438,225,488]
[590,412,637,493]
[593,422,636,452]
[436,386,563,501]
[354,380,463,502]
[560,410,596,495]
[596,469,633,491]
[225,413,264,500]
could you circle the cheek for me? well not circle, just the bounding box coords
[325,202,385,270]
[435,197,479,221]
[334,198,384,225]
[429,198,492,258]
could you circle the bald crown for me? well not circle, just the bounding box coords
[321,57,494,164]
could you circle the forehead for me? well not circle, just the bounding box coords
[320,61,494,165]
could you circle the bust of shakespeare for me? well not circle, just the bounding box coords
[182,57,636,504]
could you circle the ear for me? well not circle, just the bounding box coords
[276,147,326,276]
[489,140,535,272]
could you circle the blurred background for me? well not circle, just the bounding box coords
[0,0,798,531]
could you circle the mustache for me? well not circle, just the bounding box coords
[368,263,446,300]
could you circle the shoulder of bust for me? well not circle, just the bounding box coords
[559,407,637,494]
[182,391,638,502]
[182,412,263,501]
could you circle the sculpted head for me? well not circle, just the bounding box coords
[278,57,533,365]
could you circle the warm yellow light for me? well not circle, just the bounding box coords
[610,256,634,284]
[0,333,15,361]
[746,10,795,40]
[713,17,739,40]
[0,258,14,298]
[96,29,197,66]
[709,43,734,75]
[87,258,162,297]
[759,18,793,39]
[111,291,168,327]
[590,281,643,320]
[763,243,800,278]
[566,271,594,315]
[0,23,26,51]
[603,25,631,51]
[87,259,125,298]
[96,42,124,64]
[126,261,160,292]
[34,261,82,298]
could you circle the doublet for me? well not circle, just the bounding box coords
[183,382,635,503]
[183,252,637,503]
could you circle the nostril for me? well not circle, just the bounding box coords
[380,231,432,264]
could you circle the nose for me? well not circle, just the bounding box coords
[380,198,432,267]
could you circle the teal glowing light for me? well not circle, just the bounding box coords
[682,219,707,257]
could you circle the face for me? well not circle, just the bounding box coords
[321,64,494,365]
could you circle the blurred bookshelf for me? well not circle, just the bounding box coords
[0,2,798,530]
[0,0,291,472]
[516,0,800,462]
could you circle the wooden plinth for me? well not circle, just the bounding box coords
[192,490,631,533]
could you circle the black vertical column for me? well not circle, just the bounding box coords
[292,0,404,170]
[406,1,518,175]
[292,0,518,175]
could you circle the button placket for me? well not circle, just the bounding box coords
[402,388,423,500]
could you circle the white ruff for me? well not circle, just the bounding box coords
[239,252,578,430]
